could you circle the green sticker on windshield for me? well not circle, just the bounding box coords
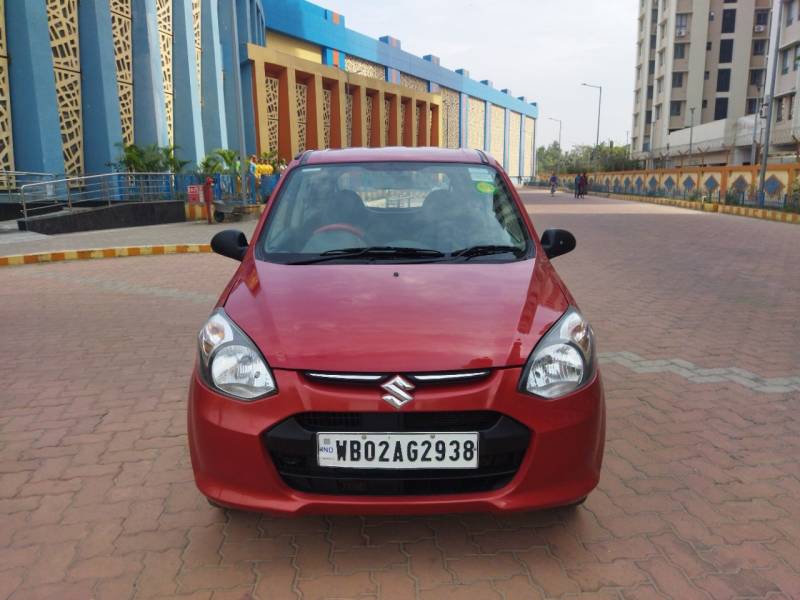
[476,181,496,194]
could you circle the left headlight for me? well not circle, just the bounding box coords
[519,307,596,399]
[197,309,276,400]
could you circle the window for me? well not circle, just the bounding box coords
[649,60,655,74]
[721,9,736,33]
[709,11,715,21]
[714,97,728,120]
[705,70,710,80]
[717,69,731,92]
[789,94,794,120]
[795,45,800,71]
[672,72,684,87]
[670,100,682,116]
[777,97,783,121]
[657,78,663,94]
[650,34,657,49]
[643,136,651,151]
[647,85,654,99]
[755,10,769,27]
[786,0,795,26]
[782,49,790,74]
[707,41,712,51]
[260,163,532,260]
[674,43,687,59]
[750,69,765,86]
[646,109,653,123]
[655,104,662,120]
[719,39,734,63]
[652,8,658,24]
[702,99,708,109]
[753,39,768,55]
[676,13,689,34]
[658,49,664,67]
[746,98,759,115]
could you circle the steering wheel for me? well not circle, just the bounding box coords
[313,223,366,239]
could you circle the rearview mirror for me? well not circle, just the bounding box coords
[211,229,249,261]
[540,229,576,259]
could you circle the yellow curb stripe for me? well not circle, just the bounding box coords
[0,244,213,268]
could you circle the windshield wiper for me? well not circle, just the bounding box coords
[288,246,446,265]
[451,245,526,260]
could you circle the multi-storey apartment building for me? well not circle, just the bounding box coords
[631,0,787,166]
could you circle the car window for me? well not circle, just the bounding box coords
[259,162,532,262]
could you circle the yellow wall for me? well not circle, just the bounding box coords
[266,31,322,64]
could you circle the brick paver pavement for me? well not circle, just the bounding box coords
[0,190,798,599]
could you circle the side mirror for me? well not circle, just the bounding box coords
[211,229,249,261]
[540,229,576,259]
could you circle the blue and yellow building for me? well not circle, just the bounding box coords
[0,0,538,179]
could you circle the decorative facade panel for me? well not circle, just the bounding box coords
[54,68,83,174]
[467,97,485,150]
[0,0,13,173]
[192,0,201,95]
[322,89,332,149]
[490,105,504,165]
[47,0,83,174]
[295,82,307,153]
[524,117,535,177]
[441,87,460,149]
[345,93,353,147]
[383,98,390,145]
[345,56,384,80]
[415,104,421,143]
[265,76,279,152]
[400,102,406,144]
[400,72,427,93]
[508,111,521,177]
[110,1,133,145]
[365,95,373,146]
[156,0,173,143]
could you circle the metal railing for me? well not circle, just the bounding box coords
[19,172,177,220]
[0,171,57,203]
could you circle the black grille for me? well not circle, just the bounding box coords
[263,411,530,496]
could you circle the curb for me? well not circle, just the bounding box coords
[596,192,800,224]
[0,243,212,268]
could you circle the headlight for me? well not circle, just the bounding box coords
[520,307,596,399]
[197,309,276,400]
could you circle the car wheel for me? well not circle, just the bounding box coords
[213,210,225,223]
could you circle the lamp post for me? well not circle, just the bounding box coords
[581,83,603,152]
[548,117,562,174]
[688,107,696,164]
[758,0,783,207]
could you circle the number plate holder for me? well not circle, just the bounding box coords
[316,432,479,469]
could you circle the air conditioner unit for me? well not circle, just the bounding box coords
[676,28,687,37]
[754,24,766,33]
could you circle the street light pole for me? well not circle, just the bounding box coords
[548,117,562,175]
[688,107,695,163]
[758,0,783,207]
[750,83,763,166]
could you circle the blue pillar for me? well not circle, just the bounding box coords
[201,0,228,152]
[6,0,65,174]
[79,0,124,174]
[236,0,256,156]
[172,0,205,167]
[132,0,168,146]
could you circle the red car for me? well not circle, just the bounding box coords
[189,147,605,515]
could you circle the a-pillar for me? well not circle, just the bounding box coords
[6,0,65,173]
[201,0,228,151]
[172,0,205,167]
[132,0,168,146]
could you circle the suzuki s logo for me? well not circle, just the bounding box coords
[381,375,415,408]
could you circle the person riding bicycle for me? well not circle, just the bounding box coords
[549,173,558,195]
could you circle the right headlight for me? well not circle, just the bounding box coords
[519,307,596,399]
[197,309,276,400]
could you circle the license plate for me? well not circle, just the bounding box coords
[316,432,479,469]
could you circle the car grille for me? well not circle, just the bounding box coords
[263,411,531,496]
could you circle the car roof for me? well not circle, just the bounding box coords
[297,146,498,167]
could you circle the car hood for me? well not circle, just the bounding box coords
[223,258,569,373]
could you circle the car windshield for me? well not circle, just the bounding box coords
[259,162,532,264]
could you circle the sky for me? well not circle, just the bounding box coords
[320,0,639,151]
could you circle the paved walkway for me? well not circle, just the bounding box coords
[0,219,258,256]
[0,191,798,599]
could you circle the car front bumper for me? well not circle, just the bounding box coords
[188,367,605,515]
